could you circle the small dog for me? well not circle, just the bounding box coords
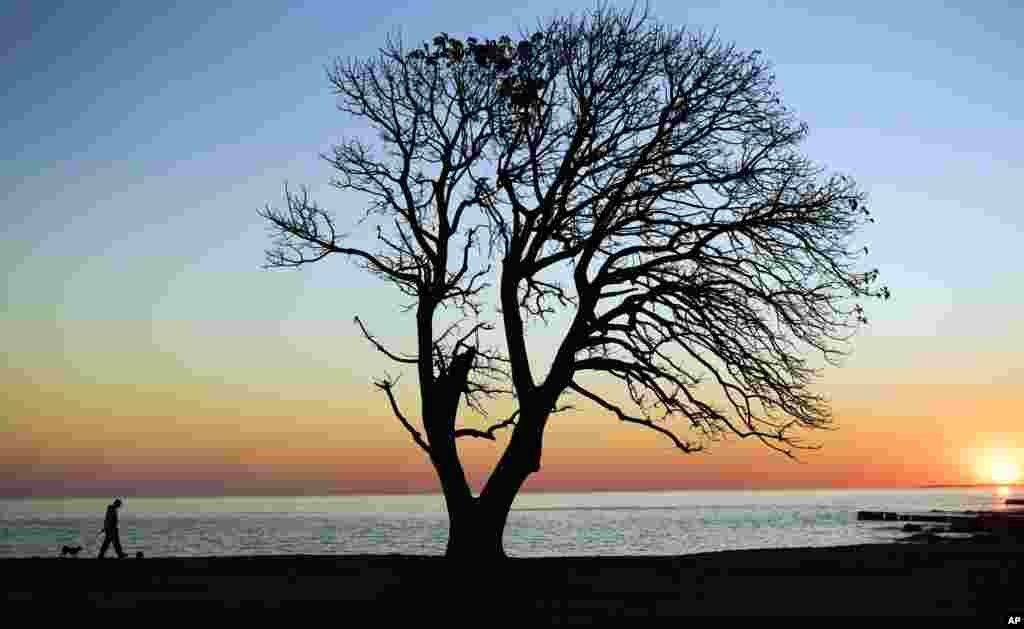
[60,545,83,557]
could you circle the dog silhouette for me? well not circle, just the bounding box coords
[60,545,83,557]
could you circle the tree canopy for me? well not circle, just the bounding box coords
[260,3,887,557]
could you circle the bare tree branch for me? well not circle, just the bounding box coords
[373,376,431,455]
[454,410,520,441]
[354,316,419,364]
[569,381,701,453]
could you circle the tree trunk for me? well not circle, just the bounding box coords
[444,411,548,559]
[444,496,509,559]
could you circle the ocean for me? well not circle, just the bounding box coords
[1,488,1016,559]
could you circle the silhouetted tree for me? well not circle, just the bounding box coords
[260,3,888,559]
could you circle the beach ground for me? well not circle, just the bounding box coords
[4,541,1023,617]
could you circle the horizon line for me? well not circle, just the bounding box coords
[4,483,1020,500]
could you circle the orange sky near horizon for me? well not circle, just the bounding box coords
[3,319,1021,497]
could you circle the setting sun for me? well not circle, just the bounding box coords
[985,457,1021,485]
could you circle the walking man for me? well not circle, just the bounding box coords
[98,498,127,559]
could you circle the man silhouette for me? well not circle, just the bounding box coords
[98,498,127,559]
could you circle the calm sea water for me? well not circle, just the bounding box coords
[1,488,1017,559]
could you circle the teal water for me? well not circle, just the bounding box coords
[1,488,1016,558]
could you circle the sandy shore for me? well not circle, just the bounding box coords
[4,541,1023,616]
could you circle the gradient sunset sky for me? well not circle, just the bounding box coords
[3,0,1022,497]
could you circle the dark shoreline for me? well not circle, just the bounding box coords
[5,541,1024,616]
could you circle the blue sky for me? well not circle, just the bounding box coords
[4,1,1021,329]
[2,1,1022,494]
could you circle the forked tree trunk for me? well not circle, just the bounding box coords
[441,415,545,560]
[441,457,524,559]
[422,306,551,559]
[444,496,509,559]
